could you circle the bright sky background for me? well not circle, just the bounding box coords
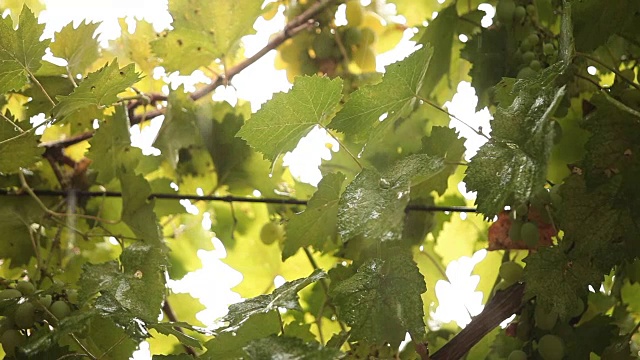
[28,1,497,357]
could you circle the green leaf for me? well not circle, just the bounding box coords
[79,242,166,323]
[153,90,203,168]
[20,309,96,356]
[0,198,44,267]
[417,5,457,97]
[151,0,262,74]
[221,269,326,332]
[0,117,42,173]
[203,312,280,360]
[464,63,568,217]
[413,126,465,196]
[387,0,441,26]
[338,154,444,242]
[0,5,48,94]
[573,0,640,52]
[243,335,343,360]
[237,75,343,162]
[147,322,203,349]
[119,170,161,244]
[523,246,602,319]
[53,60,141,118]
[328,46,433,144]
[283,172,345,260]
[49,21,100,76]
[331,250,427,345]
[87,105,142,184]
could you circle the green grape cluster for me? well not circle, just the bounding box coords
[537,334,565,360]
[508,186,561,247]
[494,0,560,79]
[0,280,74,357]
[276,0,384,82]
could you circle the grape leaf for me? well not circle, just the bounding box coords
[221,269,326,332]
[87,106,142,184]
[20,309,97,356]
[49,21,100,76]
[417,5,457,97]
[328,46,433,144]
[573,0,640,52]
[412,126,465,196]
[53,60,141,118]
[0,116,42,173]
[387,0,440,26]
[330,250,427,345]
[153,90,202,168]
[79,242,166,323]
[107,19,159,75]
[523,246,602,319]
[147,322,203,350]
[0,5,48,94]
[119,171,161,244]
[283,172,345,260]
[558,175,640,272]
[0,198,44,267]
[338,154,444,242]
[237,75,343,162]
[464,63,568,217]
[243,335,343,360]
[151,0,262,74]
[203,312,280,360]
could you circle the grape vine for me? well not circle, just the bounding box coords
[0,0,639,359]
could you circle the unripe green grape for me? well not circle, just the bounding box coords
[0,289,22,300]
[14,302,35,329]
[520,222,540,247]
[513,6,526,23]
[516,203,529,217]
[496,0,516,26]
[345,0,364,27]
[499,261,524,284]
[534,307,558,330]
[313,31,335,59]
[15,281,35,296]
[522,51,535,64]
[260,222,284,245]
[530,60,542,71]
[520,38,533,52]
[49,300,71,320]
[509,220,523,241]
[360,27,377,47]
[1,329,25,357]
[38,294,53,309]
[538,334,564,360]
[508,350,528,360]
[543,43,555,56]
[517,67,537,79]
[343,27,362,47]
[526,4,537,16]
[527,33,540,46]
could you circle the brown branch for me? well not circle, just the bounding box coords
[128,0,336,125]
[162,299,197,356]
[431,283,525,360]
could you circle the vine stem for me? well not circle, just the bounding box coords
[320,125,364,170]
[28,69,56,106]
[575,52,640,91]
[417,95,491,141]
